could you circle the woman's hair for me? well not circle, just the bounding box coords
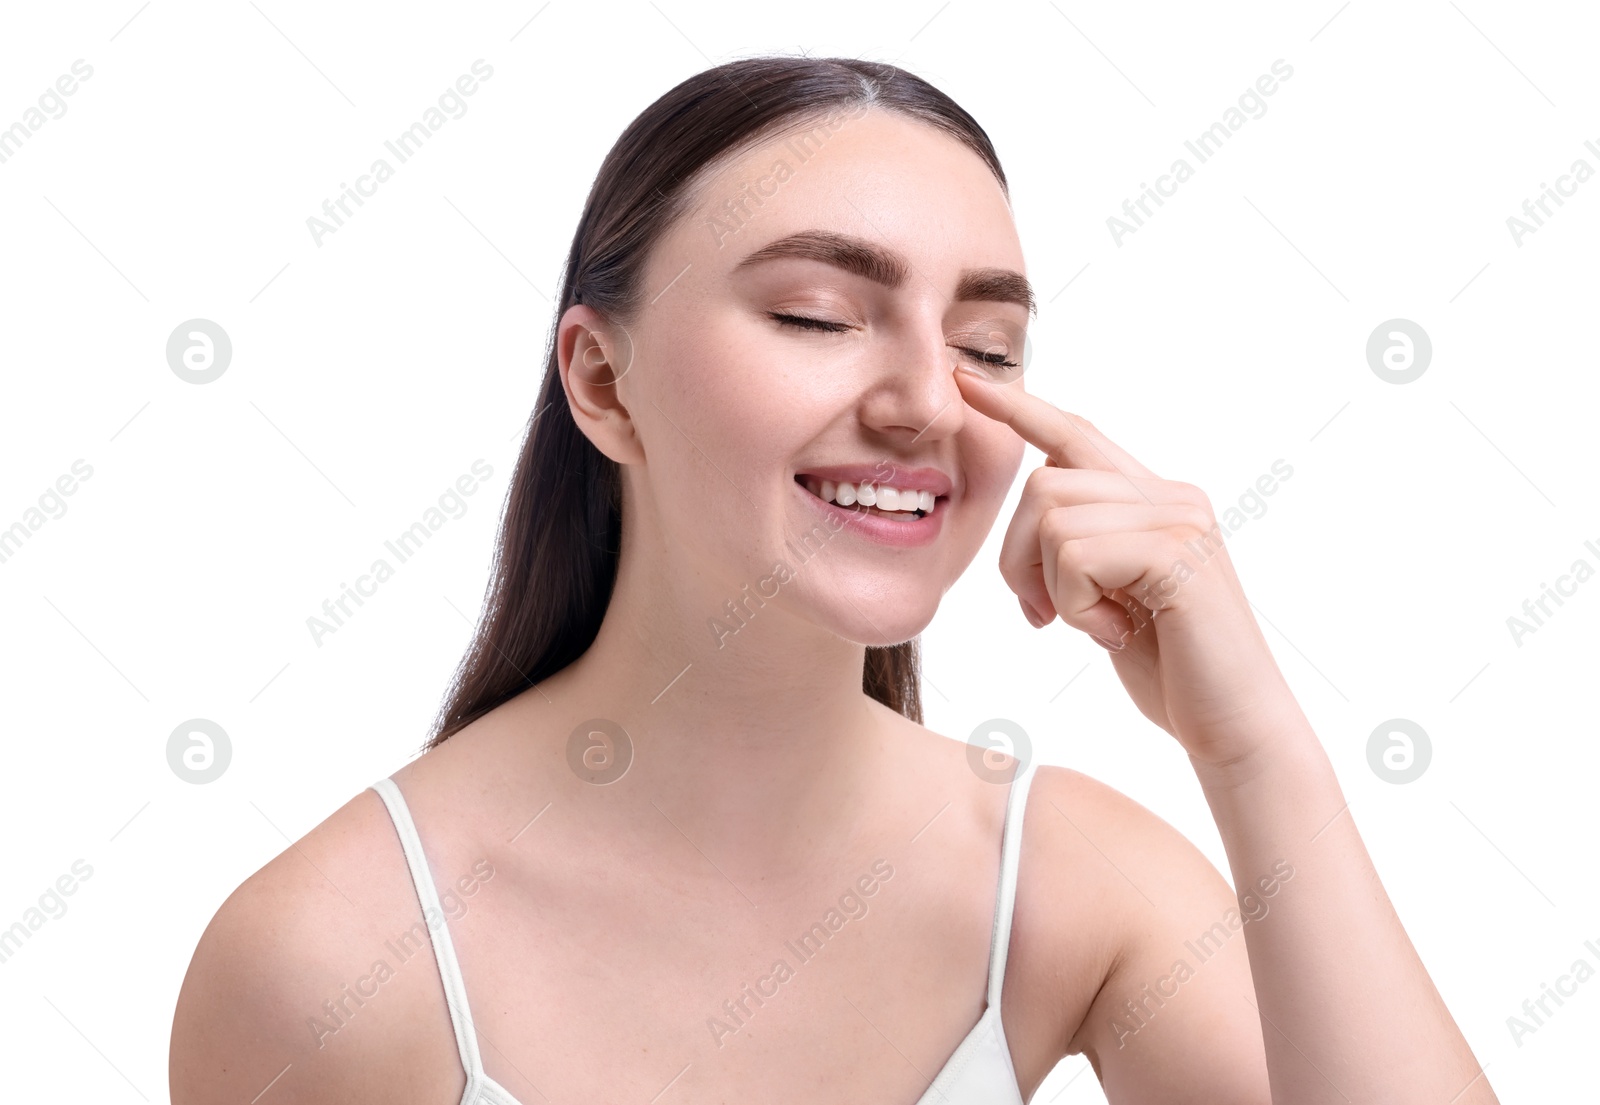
[422,54,1010,750]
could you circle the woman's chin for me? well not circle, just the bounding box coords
[817,602,935,649]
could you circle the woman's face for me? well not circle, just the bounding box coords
[575,107,1032,647]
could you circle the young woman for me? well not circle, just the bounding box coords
[170,56,1497,1104]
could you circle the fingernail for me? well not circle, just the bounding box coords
[1019,597,1044,627]
[955,363,988,380]
[1091,634,1125,652]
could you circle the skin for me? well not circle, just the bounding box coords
[170,108,1496,1104]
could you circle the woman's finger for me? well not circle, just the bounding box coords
[953,368,1158,479]
[1004,500,1216,623]
[996,469,1214,617]
[1042,529,1198,642]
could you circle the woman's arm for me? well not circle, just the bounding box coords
[1034,737,1491,1103]
[950,365,1497,1102]
[1189,704,1496,1103]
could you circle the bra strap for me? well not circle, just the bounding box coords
[370,777,488,1084]
[985,760,1038,1007]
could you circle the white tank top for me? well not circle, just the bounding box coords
[371,760,1037,1104]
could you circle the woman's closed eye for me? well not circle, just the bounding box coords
[767,311,1021,370]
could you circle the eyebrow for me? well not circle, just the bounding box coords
[733,229,1037,319]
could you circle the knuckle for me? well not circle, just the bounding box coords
[1182,503,1217,535]
[1057,535,1091,569]
[1175,481,1211,511]
[1038,505,1075,545]
[1022,465,1053,496]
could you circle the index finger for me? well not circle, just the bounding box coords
[952,366,1158,480]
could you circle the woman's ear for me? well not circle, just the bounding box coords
[557,303,644,465]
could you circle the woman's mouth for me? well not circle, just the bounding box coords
[794,475,936,520]
[791,473,948,548]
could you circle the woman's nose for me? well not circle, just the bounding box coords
[856,333,969,442]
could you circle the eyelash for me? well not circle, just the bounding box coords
[767,312,1021,370]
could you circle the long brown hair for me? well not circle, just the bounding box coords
[422,55,1010,750]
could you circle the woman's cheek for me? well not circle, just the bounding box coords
[972,432,1025,495]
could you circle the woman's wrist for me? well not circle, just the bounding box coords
[1186,698,1328,795]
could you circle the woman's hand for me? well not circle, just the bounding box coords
[952,365,1303,770]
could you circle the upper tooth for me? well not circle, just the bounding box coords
[807,478,936,511]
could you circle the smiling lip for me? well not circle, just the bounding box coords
[791,464,953,498]
[793,477,947,548]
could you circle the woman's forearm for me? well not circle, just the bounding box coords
[1191,707,1498,1104]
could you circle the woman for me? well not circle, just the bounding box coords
[170,56,1497,1104]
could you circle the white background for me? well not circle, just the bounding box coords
[1,1,1595,1101]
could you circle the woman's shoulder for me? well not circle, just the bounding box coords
[1017,759,1237,922]
[891,714,1246,1063]
[169,772,463,1105]
[1007,760,1263,1063]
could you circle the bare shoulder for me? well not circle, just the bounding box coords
[1010,764,1272,1103]
[169,780,464,1105]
